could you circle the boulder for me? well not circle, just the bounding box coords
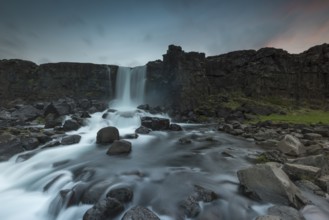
[83,198,124,220]
[282,163,321,181]
[11,105,41,121]
[0,133,24,161]
[169,123,183,131]
[61,135,81,145]
[122,206,160,220]
[44,102,72,117]
[62,119,81,131]
[268,205,305,220]
[295,180,326,197]
[81,180,112,204]
[106,187,133,203]
[135,126,151,134]
[96,126,119,144]
[107,140,132,155]
[255,216,281,220]
[237,163,307,208]
[277,135,305,156]
[141,116,170,130]
[289,154,329,176]
[44,113,64,129]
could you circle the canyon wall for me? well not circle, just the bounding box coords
[0,43,328,110]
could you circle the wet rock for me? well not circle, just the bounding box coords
[295,180,326,197]
[255,216,281,220]
[315,175,329,192]
[121,206,160,220]
[96,126,119,144]
[135,126,151,134]
[44,113,64,129]
[169,123,183,131]
[277,135,305,156]
[137,104,150,111]
[107,140,132,155]
[83,197,124,220]
[106,187,133,203]
[179,195,201,218]
[237,163,307,209]
[122,133,138,139]
[11,105,41,121]
[178,137,192,144]
[304,133,322,140]
[74,167,96,182]
[193,185,218,202]
[61,135,81,145]
[62,119,81,131]
[33,133,52,144]
[44,102,72,117]
[268,205,305,220]
[81,180,112,204]
[42,140,61,149]
[0,133,24,161]
[81,111,91,118]
[282,163,321,181]
[21,137,40,150]
[141,116,170,130]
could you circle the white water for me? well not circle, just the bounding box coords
[0,65,327,220]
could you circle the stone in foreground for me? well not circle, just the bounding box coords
[121,206,160,220]
[237,163,307,209]
[107,140,132,155]
[83,197,124,220]
[277,135,305,156]
[96,126,119,144]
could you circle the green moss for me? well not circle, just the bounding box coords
[256,110,329,125]
[36,116,45,124]
[255,154,270,164]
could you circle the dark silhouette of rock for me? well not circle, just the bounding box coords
[96,126,119,144]
[121,206,160,220]
[61,135,81,145]
[135,126,151,134]
[62,119,81,131]
[107,140,132,155]
[106,187,133,203]
[141,117,170,130]
[83,197,124,220]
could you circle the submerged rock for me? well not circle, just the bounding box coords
[107,140,132,155]
[135,126,151,134]
[121,206,160,220]
[96,126,119,144]
[106,187,133,203]
[61,135,81,145]
[141,116,170,130]
[83,197,124,220]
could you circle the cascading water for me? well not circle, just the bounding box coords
[0,65,328,220]
[110,66,146,110]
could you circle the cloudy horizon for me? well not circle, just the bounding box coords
[0,0,328,66]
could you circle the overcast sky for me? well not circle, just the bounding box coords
[0,0,328,66]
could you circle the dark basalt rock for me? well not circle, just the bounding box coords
[135,126,151,134]
[62,119,81,131]
[121,206,160,220]
[141,116,170,130]
[169,123,183,131]
[96,126,120,144]
[106,187,133,203]
[83,197,124,220]
[11,105,42,121]
[61,135,81,145]
[106,140,132,155]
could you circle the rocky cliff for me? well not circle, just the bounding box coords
[1,44,328,111]
[146,43,329,112]
[0,60,117,106]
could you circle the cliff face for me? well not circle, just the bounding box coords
[146,43,329,111]
[0,60,117,106]
[1,44,328,111]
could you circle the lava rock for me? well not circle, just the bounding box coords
[61,135,81,145]
[96,126,119,144]
[83,197,124,220]
[121,206,160,220]
[107,140,132,155]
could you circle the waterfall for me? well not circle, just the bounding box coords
[111,66,146,110]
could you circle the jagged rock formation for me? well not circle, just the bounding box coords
[0,44,328,111]
[146,43,329,112]
[0,60,117,106]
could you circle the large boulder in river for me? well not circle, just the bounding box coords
[83,197,124,220]
[277,135,305,156]
[11,105,41,121]
[62,119,81,131]
[96,126,119,144]
[61,135,81,145]
[106,140,132,155]
[237,163,307,209]
[122,206,160,220]
[141,116,170,130]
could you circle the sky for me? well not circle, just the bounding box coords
[0,0,328,66]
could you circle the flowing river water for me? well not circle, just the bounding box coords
[0,66,328,220]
